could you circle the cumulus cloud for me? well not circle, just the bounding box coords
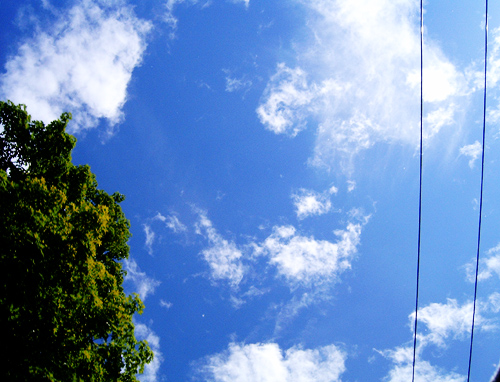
[291,188,333,219]
[460,141,482,168]
[195,211,245,287]
[124,258,161,301]
[0,1,151,134]
[196,342,346,382]
[257,0,469,172]
[135,322,163,382]
[255,222,362,287]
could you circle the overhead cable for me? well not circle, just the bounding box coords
[467,0,489,380]
[411,0,424,380]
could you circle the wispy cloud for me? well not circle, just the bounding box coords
[124,258,161,301]
[225,75,253,93]
[0,1,151,135]
[143,224,156,255]
[163,0,248,39]
[135,322,163,382]
[143,212,187,255]
[291,188,333,220]
[257,0,470,172]
[154,212,188,233]
[195,342,346,382]
[459,141,482,169]
[195,210,245,288]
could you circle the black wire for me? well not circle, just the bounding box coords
[467,1,488,380]
[411,0,424,380]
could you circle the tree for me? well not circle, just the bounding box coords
[0,101,153,381]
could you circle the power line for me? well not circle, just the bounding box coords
[467,0,489,380]
[411,0,424,380]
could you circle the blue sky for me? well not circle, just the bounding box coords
[2,0,500,381]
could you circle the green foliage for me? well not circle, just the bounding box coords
[0,101,153,381]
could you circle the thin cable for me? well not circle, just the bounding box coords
[411,0,424,381]
[467,1,488,380]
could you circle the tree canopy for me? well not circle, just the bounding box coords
[0,101,153,381]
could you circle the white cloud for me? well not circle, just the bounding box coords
[411,299,474,348]
[160,299,173,309]
[481,254,500,280]
[328,185,338,194]
[460,141,482,169]
[291,188,333,220]
[229,0,250,8]
[256,222,362,287]
[197,342,346,382]
[382,353,465,382]
[195,211,245,287]
[487,28,500,90]
[380,294,500,382]
[0,1,151,134]
[135,322,163,382]
[488,28,500,125]
[124,258,161,301]
[190,203,366,291]
[257,0,469,172]
[467,243,500,281]
[163,0,183,31]
[257,64,344,137]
